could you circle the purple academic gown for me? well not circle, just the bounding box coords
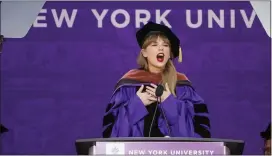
[102,77,211,138]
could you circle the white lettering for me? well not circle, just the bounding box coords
[135,9,151,28]
[193,150,198,155]
[240,10,256,28]
[148,150,168,155]
[230,9,235,28]
[171,150,180,155]
[91,9,108,28]
[33,9,47,27]
[170,150,215,155]
[186,10,202,28]
[32,9,256,29]
[128,150,146,155]
[210,150,214,155]
[208,9,224,28]
[51,9,77,28]
[111,9,130,28]
[156,10,172,28]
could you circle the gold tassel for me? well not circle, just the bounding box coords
[178,46,182,62]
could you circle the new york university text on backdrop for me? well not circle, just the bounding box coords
[33,9,256,29]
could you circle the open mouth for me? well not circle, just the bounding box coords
[156,53,165,62]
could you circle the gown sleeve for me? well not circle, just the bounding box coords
[102,86,148,138]
[158,85,211,138]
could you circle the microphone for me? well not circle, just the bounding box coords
[148,84,172,137]
[155,84,164,97]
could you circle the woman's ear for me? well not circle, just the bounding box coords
[141,49,148,57]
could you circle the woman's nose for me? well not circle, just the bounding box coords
[158,45,164,51]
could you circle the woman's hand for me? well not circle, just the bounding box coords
[146,83,171,102]
[137,85,157,106]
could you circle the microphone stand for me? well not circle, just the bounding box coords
[158,96,172,137]
[148,84,172,137]
[148,101,159,137]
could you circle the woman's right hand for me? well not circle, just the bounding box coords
[136,85,157,106]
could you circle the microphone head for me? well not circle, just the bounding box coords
[155,84,164,97]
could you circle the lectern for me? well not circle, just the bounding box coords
[75,137,244,155]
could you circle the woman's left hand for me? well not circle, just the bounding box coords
[148,83,171,102]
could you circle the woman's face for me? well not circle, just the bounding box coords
[142,36,171,70]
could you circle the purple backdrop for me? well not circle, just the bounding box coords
[1,1,271,155]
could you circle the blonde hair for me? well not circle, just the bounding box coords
[137,32,177,96]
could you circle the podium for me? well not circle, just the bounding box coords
[75,137,244,155]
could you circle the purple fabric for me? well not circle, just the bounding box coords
[103,84,208,138]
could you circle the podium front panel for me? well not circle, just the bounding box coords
[90,141,227,155]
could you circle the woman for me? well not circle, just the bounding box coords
[102,22,211,138]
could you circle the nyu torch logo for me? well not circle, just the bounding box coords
[111,146,119,154]
[105,143,125,155]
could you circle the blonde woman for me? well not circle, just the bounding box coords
[102,22,210,138]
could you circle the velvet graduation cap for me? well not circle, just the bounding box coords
[136,21,183,62]
[261,123,271,140]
